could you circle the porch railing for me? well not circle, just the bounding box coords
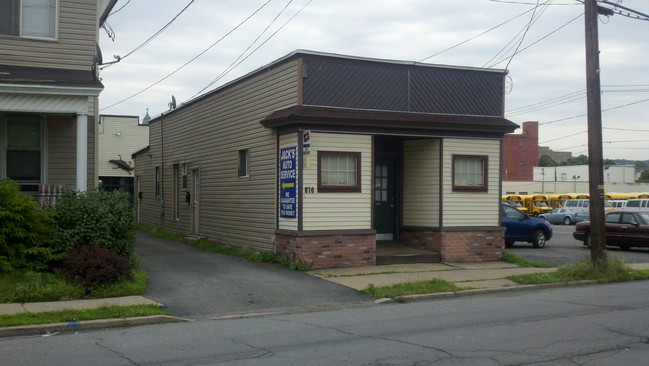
[37,184,66,208]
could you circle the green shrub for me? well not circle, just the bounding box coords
[50,190,136,264]
[60,245,133,289]
[0,179,57,272]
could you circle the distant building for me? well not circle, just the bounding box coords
[502,121,538,181]
[98,114,150,204]
[539,146,572,164]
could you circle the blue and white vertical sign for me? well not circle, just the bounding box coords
[279,146,297,218]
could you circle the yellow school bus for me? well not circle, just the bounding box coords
[502,195,528,213]
[547,194,572,209]
[521,194,552,216]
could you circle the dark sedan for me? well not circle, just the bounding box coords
[573,210,649,250]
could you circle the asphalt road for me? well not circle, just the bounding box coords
[5,280,649,365]
[135,232,372,319]
[507,223,649,266]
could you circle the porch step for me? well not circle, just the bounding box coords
[376,242,441,265]
[183,235,207,242]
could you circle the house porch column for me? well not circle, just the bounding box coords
[76,113,88,191]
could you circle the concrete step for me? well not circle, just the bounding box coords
[376,252,441,265]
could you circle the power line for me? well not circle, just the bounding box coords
[418,6,540,62]
[101,0,196,68]
[109,0,131,16]
[100,1,273,112]
[505,0,543,70]
[189,0,297,99]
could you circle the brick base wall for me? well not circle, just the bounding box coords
[402,229,504,262]
[276,232,376,269]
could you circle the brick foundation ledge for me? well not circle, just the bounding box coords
[275,229,376,269]
[402,226,505,262]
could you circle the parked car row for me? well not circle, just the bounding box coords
[538,207,587,225]
[572,210,649,250]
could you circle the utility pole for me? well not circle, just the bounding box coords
[584,0,607,269]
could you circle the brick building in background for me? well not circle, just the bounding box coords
[502,121,538,181]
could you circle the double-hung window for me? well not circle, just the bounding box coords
[452,155,488,192]
[6,115,42,192]
[318,151,361,193]
[0,0,58,39]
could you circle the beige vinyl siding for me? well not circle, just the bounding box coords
[143,61,299,250]
[44,114,95,190]
[0,0,98,70]
[98,115,149,177]
[302,132,371,230]
[278,133,298,231]
[403,139,440,227]
[442,138,500,227]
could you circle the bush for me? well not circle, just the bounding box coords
[51,189,136,265]
[60,245,132,289]
[0,179,57,272]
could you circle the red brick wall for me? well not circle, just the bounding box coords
[402,229,504,262]
[502,121,539,181]
[276,232,376,269]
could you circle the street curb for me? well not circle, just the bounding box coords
[0,315,190,338]
[375,281,595,303]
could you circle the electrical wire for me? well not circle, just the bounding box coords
[189,0,296,99]
[101,0,196,68]
[109,0,131,16]
[100,1,273,111]
[505,0,543,70]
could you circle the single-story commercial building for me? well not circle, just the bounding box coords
[133,50,518,269]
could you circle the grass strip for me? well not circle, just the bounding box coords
[508,258,649,285]
[501,252,553,268]
[0,304,168,327]
[362,278,465,299]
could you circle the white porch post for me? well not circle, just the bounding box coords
[76,113,88,192]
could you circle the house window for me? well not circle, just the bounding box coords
[238,149,249,178]
[6,115,42,191]
[318,151,361,193]
[155,166,161,198]
[181,163,188,190]
[0,0,58,39]
[452,155,487,192]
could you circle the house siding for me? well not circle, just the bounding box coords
[302,132,372,230]
[98,115,148,177]
[442,138,501,227]
[0,0,99,70]
[403,139,440,227]
[140,61,299,251]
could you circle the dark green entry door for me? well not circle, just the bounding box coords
[374,159,396,241]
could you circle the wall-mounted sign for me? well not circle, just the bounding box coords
[279,147,297,219]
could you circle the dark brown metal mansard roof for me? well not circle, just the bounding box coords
[261,105,519,138]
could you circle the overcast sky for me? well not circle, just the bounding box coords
[97,0,649,161]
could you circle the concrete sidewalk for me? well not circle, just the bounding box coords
[309,262,558,292]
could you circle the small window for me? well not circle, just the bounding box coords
[181,163,188,190]
[6,115,42,190]
[452,155,487,192]
[318,151,361,193]
[0,0,58,39]
[155,166,161,198]
[238,149,250,178]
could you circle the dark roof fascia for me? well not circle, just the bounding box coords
[131,146,150,159]
[260,105,519,135]
[147,49,507,125]
[0,65,103,89]
[100,0,118,26]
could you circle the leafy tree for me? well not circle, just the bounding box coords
[638,169,649,183]
[560,154,589,166]
[604,159,616,166]
[0,179,56,272]
[539,155,557,167]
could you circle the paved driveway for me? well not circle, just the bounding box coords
[135,232,373,319]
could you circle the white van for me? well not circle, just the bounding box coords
[563,199,590,219]
[625,199,649,209]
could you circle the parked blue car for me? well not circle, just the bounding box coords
[538,207,587,225]
[501,203,553,248]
